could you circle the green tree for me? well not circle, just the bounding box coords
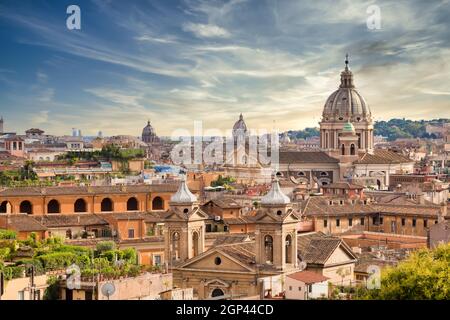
[361,244,450,300]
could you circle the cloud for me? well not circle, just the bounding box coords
[182,22,230,38]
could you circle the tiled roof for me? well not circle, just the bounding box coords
[0,184,178,197]
[302,195,442,218]
[279,151,339,164]
[219,243,256,268]
[355,150,414,164]
[297,232,356,265]
[204,198,242,209]
[322,182,364,190]
[1,214,47,232]
[287,270,329,284]
[34,214,109,227]
[303,196,376,216]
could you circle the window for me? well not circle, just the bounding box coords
[264,235,274,264]
[101,198,113,212]
[276,210,282,216]
[127,197,138,211]
[401,218,406,226]
[412,219,416,227]
[128,229,135,239]
[85,291,93,300]
[372,217,377,225]
[360,218,365,226]
[285,235,293,263]
[47,199,60,214]
[152,197,164,210]
[336,219,340,227]
[424,219,428,228]
[350,144,355,155]
[298,287,302,291]
[214,257,222,265]
[339,200,344,205]
[154,255,162,266]
[308,285,312,293]
[324,219,328,228]
[379,217,384,225]
[298,171,305,176]
[74,198,87,213]
[349,218,353,227]
[289,286,292,291]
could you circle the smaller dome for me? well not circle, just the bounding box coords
[232,114,247,137]
[261,179,290,205]
[142,120,154,135]
[342,121,355,133]
[170,179,197,203]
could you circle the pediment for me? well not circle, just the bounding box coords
[179,249,255,273]
[204,278,230,288]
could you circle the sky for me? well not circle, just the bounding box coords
[0,0,449,137]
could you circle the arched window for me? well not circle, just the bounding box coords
[192,231,199,257]
[264,235,273,264]
[171,232,180,261]
[47,199,60,214]
[127,197,138,211]
[211,288,224,298]
[0,201,12,214]
[341,144,345,155]
[152,196,164,210]
[66,229,72,239]
[74,198,87,213]
[101,198,113,212]
[285,235,292,264]
[20,201,33,214]
[350,144,356,155]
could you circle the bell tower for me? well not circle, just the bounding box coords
[163,179,208,265]
[254,179,300,271]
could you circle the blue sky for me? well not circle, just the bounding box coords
[0,0,449,136]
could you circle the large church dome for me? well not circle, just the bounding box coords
[322,57,371,122]
[142,120,158,143]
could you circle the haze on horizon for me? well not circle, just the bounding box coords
[0,0,449,137]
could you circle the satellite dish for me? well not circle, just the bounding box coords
[101,282,116,300]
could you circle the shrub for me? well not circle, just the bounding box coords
[38,252,79,270]
[96,241,116,254]
[44,275,60,300]
[0,229,17,240]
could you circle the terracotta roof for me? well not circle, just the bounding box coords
[287,270,329,284]
[0,184,179,197]
[219,243,256,268]
[355,150,414,164]
[34,214,109,227]
[279,151,339,164]
[99,212,145,220]
[322,182,364,190]
[0,214,47,232]
[303,196,376,216]
[297,232,356,265]
[204,198,242,209]
[302,195,441,218]
[208,233,252,246]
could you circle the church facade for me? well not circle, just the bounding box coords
[223,57,415,190]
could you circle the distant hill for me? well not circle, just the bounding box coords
[286,118,449,142]
[374,118,449,141]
